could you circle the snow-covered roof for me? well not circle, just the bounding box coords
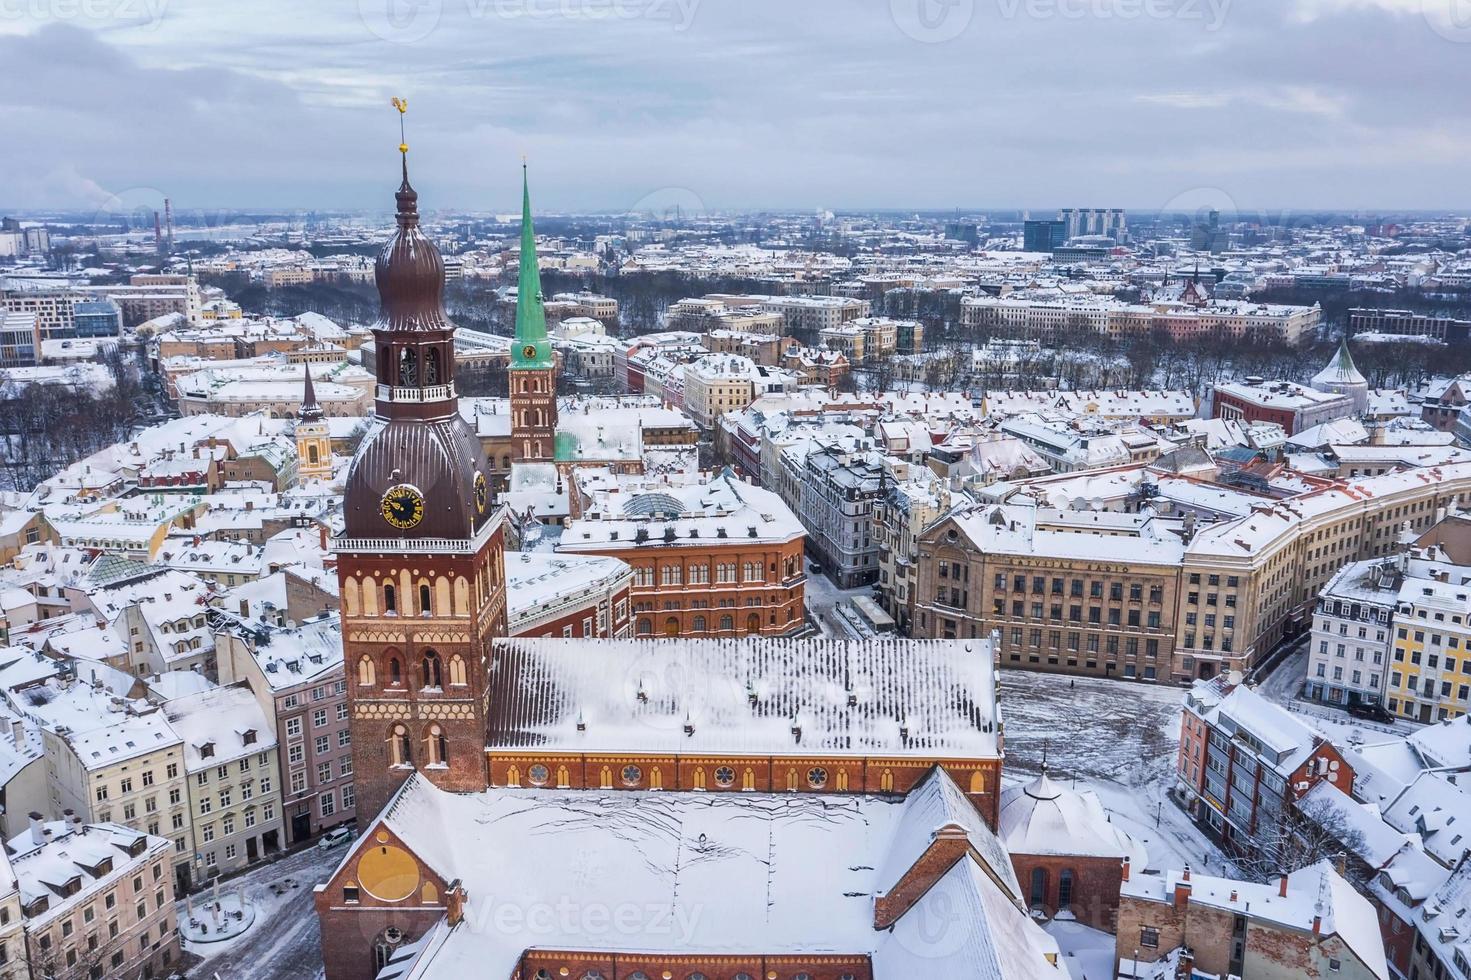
[358,769,1062,979]
[163,682,276,769]
[486,637,1001,759]
[998,770,1146,863]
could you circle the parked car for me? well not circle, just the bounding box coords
[318,826,354,849]
[1348,701,1394,724]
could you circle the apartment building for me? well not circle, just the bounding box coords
[799,446,889,588]
[961,293,1321,345]
[11,820,180,980]
[681,354,796,430]
[164,684,284,887]
[873,471,948,632]
[1117,862,1389,980]
[214,612,353,845]
[0,854,20,980]
[7,676,195,898]
[557,470,806,638]
[1176,679,1353,856]
[818,316,905,363]
[1308,557,1398,708]
[1389,570,1471,722]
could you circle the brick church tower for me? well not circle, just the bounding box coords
[336,125,508,820]
[509,165,558,461]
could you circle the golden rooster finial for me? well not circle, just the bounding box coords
[391,97,408,154]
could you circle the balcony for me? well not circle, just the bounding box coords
[377,383,456,403]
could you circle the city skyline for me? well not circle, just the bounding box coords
[7,0,1471,213]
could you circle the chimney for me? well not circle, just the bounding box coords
[444,879,466,925]
[1120,856,1130,882]
[318,523,328,552]
[10,718,22,749]
[1173,874,1191,910]
[1278,873,1289,898]
[28,812,43,846]
[1312,913,1322,935]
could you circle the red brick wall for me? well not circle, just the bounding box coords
[1009,853,1123,932]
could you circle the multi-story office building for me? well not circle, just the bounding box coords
[557,470,806,638]
[913,504,1183,680]
[71,300,123,339]
[961,293,1322,346]
[10,819,180,980]
[165,683,284,886]
[0,312,37,367]
[1023,219,1067,252]
[214,612,353,845]
[1058,207,1126,241]
[1308,557,1398,708]
[1349,307,1470,344]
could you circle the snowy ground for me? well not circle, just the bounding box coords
[998,668,1240,877]
[179,841,341,979]
[801,557,875,637]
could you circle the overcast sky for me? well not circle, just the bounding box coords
[5,0,1471,215]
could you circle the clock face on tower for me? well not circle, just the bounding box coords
[522,344,538,360]
[473,471,488,513]
[380,484,425,530]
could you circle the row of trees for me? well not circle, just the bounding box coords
[0,347,160,492]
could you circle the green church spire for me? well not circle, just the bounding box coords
[512,163,554,370]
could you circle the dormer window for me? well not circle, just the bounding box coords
[242,730,257,746]
[199,742,215,759]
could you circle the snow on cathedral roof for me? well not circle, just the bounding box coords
[485,637,1001,758]
[359,768,1063,980]
[998,769,1146,863]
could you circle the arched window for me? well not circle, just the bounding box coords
[448,654,467,686]
[636,618,652,636]
[419,583,432,616]
[421,651,442,689]
[1058,868,1075,910]
[424,347,440,385]
[387,655,403,687]
[307,444,319,464]
[719,615,734,631]
[357,655,375,686]
[383,584,396,614]
[746,613,761,633]
[389,725,412,767]
[1030,867,1048,910]
[692,615,706,632]
[427,724,448,767]
[663,617,680,637]
[399,347,417,386]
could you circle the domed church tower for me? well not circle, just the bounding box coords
[337,105,508,818]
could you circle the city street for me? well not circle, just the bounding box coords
[179,841,342,979]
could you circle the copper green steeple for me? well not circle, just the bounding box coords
[511,164,554,370]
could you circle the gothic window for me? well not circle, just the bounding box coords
[1030,867,1048,910]
[1058,868,1075,910]
[388,725,412,767]
[383,584,397,614]
[426,725,448,767]
[386,655,403,687]
[421,651,442,689]
[447,654,467,687]
[418,583,432,616]
[357,656,375,687]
